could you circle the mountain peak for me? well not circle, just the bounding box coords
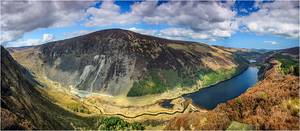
[89,28,142,40]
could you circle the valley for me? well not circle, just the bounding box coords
[1,29,299,130]
[1,1,299,130]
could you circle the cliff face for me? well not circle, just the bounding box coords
[10,29,245,96]
[0,46,96,129]
[165,55,299,130]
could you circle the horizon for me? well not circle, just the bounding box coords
[1,0,299,50]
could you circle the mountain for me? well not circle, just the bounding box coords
[165,47,299,130]
[1,46,87,129]
[9,29,247,97]
[165,53,299,130]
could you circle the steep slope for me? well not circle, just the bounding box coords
[165,50,299,130]
[10,29,247,97]
[1,46,99,129]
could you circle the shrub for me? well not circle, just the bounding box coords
[98,117,144,130]
[274,54,299,76]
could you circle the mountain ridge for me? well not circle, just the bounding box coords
[9,29,246,96]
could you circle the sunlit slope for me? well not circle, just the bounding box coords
[10,29,247,97]
[165,48,300,130]
[1,46,100,129]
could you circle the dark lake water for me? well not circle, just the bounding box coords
[183,67,259,109]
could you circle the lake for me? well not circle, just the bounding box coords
[183,67,259,109]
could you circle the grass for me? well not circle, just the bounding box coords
[197,68,239,87]
[40,86,92,114]
[127,67,243,97]
[127,69,182,96]
[226,121,254,130]
[281,98,300,117]
[97,117,144,130]
[274,54,299,76]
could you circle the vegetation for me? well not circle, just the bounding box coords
[197,68,239,87]
[127,67,243,97]
[66,105,91,114]
[281,98,300,117]
[166,61,300,130]
[274,54,299,76]
[98,117,144,130]
[226,121,254,130]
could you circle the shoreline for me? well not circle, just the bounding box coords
[159,65,250,105]
[38,64,253,121]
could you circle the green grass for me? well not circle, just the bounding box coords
[98,117,144,130]
[127,67,243,97]
[197,68,238,87]
[274,54,299,76]
[127,70,180,96]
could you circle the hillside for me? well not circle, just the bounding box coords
[1,46,145,130]
[165,50,299,130]
[1,46,94,129]
[9,29,247,97]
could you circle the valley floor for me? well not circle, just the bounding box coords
[10,47,246,129]
[7,46,299,130]
[39,80,208,129]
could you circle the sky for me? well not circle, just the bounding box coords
[1,0,299,49]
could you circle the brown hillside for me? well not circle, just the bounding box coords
[165,60,300,130]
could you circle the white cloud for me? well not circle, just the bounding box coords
[264,40,278,45]
[1,0,299,47]
[240,1,299,38]
[42,34,55,42]
[85,1,237,40]
[85,1,299,40]
[0,0,94,44]
[159,28,208,40]
[85,1,146,26]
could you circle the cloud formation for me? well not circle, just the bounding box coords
[1,0,299,46]
[240,1,299,38]
[1,0,94,44]
[86,1,237,40]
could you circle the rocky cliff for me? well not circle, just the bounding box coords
[10,29,247,96]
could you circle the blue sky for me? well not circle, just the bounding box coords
[1,0,299,49]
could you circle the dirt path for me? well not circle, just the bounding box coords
[83,100,193,119]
